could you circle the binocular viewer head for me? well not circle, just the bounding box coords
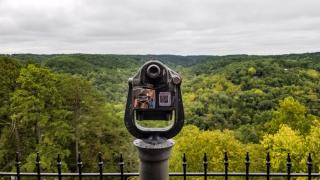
[129,60,182,88]
[125,60,184,139]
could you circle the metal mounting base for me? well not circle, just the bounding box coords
[134,139,175,180]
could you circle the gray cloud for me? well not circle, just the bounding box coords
[0,0,319,55]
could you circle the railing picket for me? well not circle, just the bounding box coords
[77,152,83,180]
[57,154,62,180]
[36,152,41,180]
[119,153,124,180]
[266,152,271,180]
[307,153,312,180]
[203,153,208,180]
[287,153,292,180]
[245,152,250,180]
[98,152,104,180]
[183,153,187,180]
[224,152,228,180]
[15,152,21,180]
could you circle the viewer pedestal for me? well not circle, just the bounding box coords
[134,139,175,180]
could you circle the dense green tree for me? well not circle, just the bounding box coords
[0,57,22,171]
[57,75,136,172]
[0,57,21,121]
[9,64,71,171]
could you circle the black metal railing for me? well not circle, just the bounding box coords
[0,151,318,179]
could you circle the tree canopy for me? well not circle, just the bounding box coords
[0,53,319,173]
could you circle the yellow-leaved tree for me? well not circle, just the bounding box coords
[261,125,307,172]
[266,96,316,135]
[170,125,265,174]
[306,123,320,172]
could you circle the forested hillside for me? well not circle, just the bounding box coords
[0,53,319,174]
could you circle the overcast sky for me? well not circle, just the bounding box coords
[0,0,320,55]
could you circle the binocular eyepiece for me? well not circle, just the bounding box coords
[146,64,161,79]
[124,60,184,139]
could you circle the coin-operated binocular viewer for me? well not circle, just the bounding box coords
[124,60,184,180]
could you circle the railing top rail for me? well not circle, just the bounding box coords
[0,172,320,177]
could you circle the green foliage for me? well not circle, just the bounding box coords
[306,124,320,171]
[0,53,319,173]
[266,96,316,134]
[0,57,20,126]
[183,58,320,142]
[170,125,246,172]
[235,124,260,143]
[261,125,306,172]
[0,61,136,172]
[171,125,266,173]
[9,64,71,171]
[248,67,256,76]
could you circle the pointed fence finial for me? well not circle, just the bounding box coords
[224,152,228,165]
